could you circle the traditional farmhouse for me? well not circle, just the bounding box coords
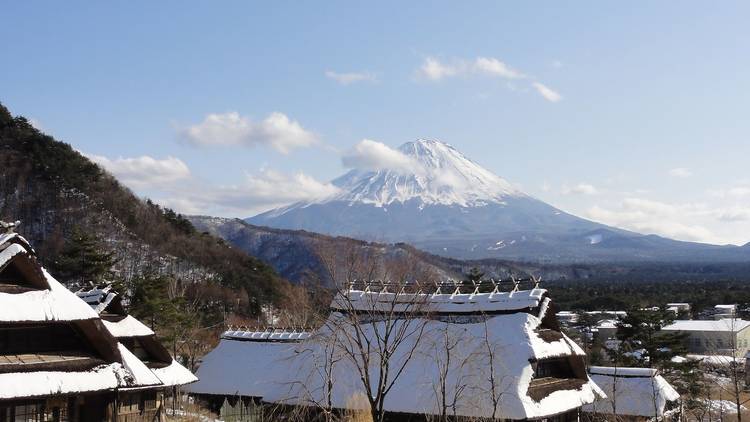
[662,319,750,358]
[76,285,198,400]
[582,366,680,421]
[188,280,604,420]
[0,226,196,421]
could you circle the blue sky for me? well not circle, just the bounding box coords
[2,2,750,245]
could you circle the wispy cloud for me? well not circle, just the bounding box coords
[562,183,598,195]
[325,70,377,85]
[178,111,317,154]
[532,82,562,102]
[473,57,525,79]
[417,57,465,81]
[587,198,716,243]
[418,56,563,102]
[416,56,524,81]
[668,167,692,178]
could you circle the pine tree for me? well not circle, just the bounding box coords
[612,307,687,368]
[52,226,116,288]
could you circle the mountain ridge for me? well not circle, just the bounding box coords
[251,139,749,263]
[0,102,292,318]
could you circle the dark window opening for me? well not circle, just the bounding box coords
[533,357,576,379]
[0,323,93,355]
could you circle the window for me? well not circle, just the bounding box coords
[13,403,41,422]
[0,401,65,422]
[0,324,89,355]
[534,358,575,379]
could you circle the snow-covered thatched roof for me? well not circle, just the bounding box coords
[0,231,196,398]
[75,284,197,388]
[582,366,680,418]
[188,289,603,420]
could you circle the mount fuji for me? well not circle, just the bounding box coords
[249,139,747,263]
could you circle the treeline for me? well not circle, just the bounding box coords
[0,102,295,322]
[548,278,750,313]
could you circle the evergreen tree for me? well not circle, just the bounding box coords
[612,307,687,368]
[52,226,116,288]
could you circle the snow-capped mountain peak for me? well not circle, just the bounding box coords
[329,139,524,207]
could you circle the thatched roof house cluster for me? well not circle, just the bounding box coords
[189,281,606,420]
[0,230,196,421]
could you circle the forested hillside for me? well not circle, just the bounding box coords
[0,103,294,330]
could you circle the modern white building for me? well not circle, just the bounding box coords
[662,319,750,357]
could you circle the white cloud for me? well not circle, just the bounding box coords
[551,60,563,69]
[562,183,598,195]
[87,154,190,188]
[160,169,340,216]
[532,82,562,102]
[668,167,692,178]
[586,198,718,243]
[417,57,464,81]
[710,184,750,199]
[341,139,418,174]
[474,57,525,79]
[325,70,377,85]
[417,57,563,102]
[417,56,525,81]
[716,207,750,222]
[179,111,316,154]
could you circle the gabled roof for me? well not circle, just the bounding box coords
[0,236,98,322]
[76,284,197,388]
[76,285,121,314]
[0,231,194,398]
[102,315,155,338]
[583,366,680,418]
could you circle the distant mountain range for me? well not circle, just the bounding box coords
[192,216,750,285]
[250,139,749,264]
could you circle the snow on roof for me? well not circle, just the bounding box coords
[596,320,618,329]
[583,367,679,418]
[331,288,547,314]
[103,315,155,338]
[0,363,126,400]
[0,232,34,253]
[152,360,198,387]
[686,354,741,366]
[662,319,750,333]
[222,329,311,342]
[715,304,737,310]
[588,366,656,377]
[188,304,601,420]
[118,343,162,387]
[0,266,99,322]
[75,285,118,314]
